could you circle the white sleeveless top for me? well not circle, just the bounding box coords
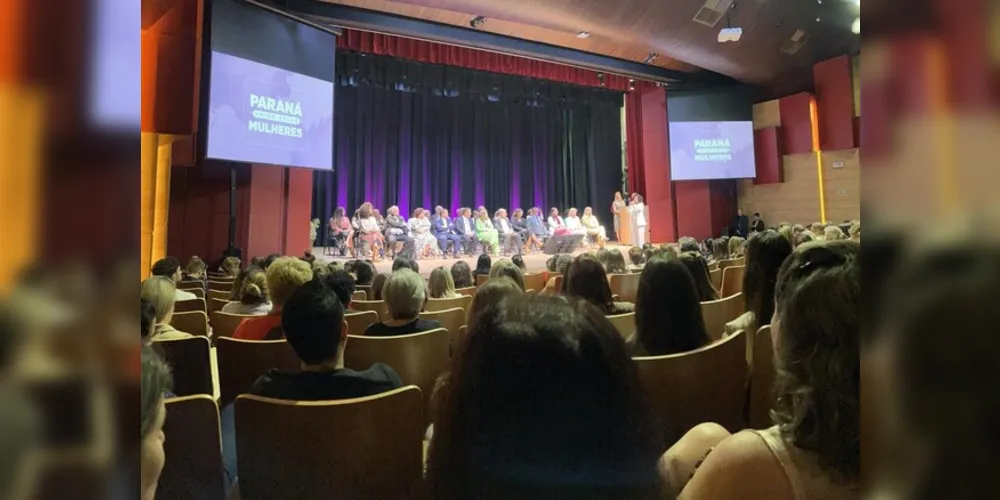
[750,426,860,500]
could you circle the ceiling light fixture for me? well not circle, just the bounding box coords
[576,31,590,39]
[469,16,486,29]
[628,79,636,91]
[644,52,659,64]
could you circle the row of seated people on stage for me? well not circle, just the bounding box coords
[328,203,609,260]
[140,231,867,500]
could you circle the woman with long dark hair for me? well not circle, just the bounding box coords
[564,254,634,315]
[473,254,492,280]
[451,260,474,288]
[726,230,792,336]
[427,295,664,499]
[628,256,710,356]
[677,251,719,302]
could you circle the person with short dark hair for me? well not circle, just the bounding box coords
[251,280,403,401]
[678,237,700,254]
[391,256,420,274]
[629,256,710,356]
[150,257,197,301]
[750,212,765,233]
[371,272,389,301]
[321,270,356,309]
[451,261,474,288]
[262,253,281,270]
[354,260,375,286]
[511,254,526,272]
[472,254,492,280]
[628,246,644,269]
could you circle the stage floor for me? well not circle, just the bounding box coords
[310,242,633,277]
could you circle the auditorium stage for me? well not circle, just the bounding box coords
[310,242,633,277]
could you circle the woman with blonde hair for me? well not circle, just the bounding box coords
[219,256,241,278]
[222,266,271,315]
[185,256,207,280]
[141,276,193,341]
[777,224,794,245]
[475,208,500,255]
[727,236,745,259]
[824,225,846,241]
[580,206,607,247]
[428,266,460,299]
[711,238,729,263]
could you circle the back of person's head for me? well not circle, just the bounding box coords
[634,256,709,355]
[809,222,824,236]
[429,267,457,299]
[141,346,172,500]
[428,295,662,499]
[564,254,614,311]
[355,260,375,285]
[220,256,241,277]
[792,224,805,234]
[824,225,846,241]
[772,240,860,480]
[229,265,258,301]
[553,254,573,275]
[451,261,474,288]
[266,257,314,308]
[281,279,346,366]
[545,255,557,272]
[262,253,281,270]
[488,260,525,290]
[311,261,330,280]
[185,256,207,277]
[300,250,316,265]
[150,257,181,280]
[392,256,420,274]
[711,239,728,261]
[743,230,793,332]
[511,254,526,271]
[641,242,653,251]
[848,223,861,242]
[250,256,264,267]
[371,272,389,301]
[642,249,655,264]
[465,277,524,325]
[778,224,794,245]
[793,231,815,248]
[677,251,718,302]
[658,245,678,259]
[343,259,359,274]
[382,269,426,321]
[628,246,644,266]
[140,298,156,344]
[595,248,611,268]
[475,254,492,274]
[141,276,176,325]
[239,267,270,306]
[606,249,628,275]
[727,236,745,258]
[321,270,356,308]
[678,237,700,253]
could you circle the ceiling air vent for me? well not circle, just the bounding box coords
[692,0,734,28]
[779,29,809,55]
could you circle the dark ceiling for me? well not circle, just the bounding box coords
[318,0,860,93]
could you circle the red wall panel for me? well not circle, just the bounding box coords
[753,127,784,184]
[141,0,201,134]
[778,92,814,155]
[813,56,855,151]
[639,87,676,242]
[283,168,314,255]
[674,181,714,240]
[709,180,736,237]
[246,165,285,260]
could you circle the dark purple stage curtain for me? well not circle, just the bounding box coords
[312,52,624,244]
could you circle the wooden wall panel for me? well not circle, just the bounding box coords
[822,149,861,222]
[737,153,822,225]
[752,99,781,130]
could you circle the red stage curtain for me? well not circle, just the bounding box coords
[625,89,646,196]
[337,29,632,92]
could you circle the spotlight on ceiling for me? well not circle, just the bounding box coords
[576,31,590,39]
[597,73,606,86]
[851,17,860,34]
[469,16,486,28]
[628,79,636,91]
[644,52,659,64]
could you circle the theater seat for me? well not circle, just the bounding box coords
[633,330,749,447]
[720,265,746,297]
[351,300,390,321]
[709,268,722,291]
[216,338,299,407]
[155,336,213,397]
[212,312,257,341]
[351,290,367,303]
[455,286,477,297]
[171,311,210,337]
[521,272,546,292]
[605,312,635,339]
[344,310,379,336]
[748,325,776,429]
[159,395,226,500]
[207,280,234,293]
[175,298,207,314]
[344,328,449,415]
[234,387,423,500]
[700,293,745,341]
[420,307,465,351]
[476,274,489,287]
[425,295,473,313]
[609,273,641,303]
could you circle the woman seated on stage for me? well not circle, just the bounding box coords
[510,208,538,252]
[493,208,522,256]
[408,207,438,258]
[581,207,607,247]
[329,206,353,256]
[475,208,500,255]
[356,202,385,259]
[548,208,570,237]
[564,208,587,237]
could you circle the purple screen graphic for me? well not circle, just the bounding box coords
[207,51,334,170]
[669,121,755,181]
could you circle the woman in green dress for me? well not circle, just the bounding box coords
[474,207,500,255]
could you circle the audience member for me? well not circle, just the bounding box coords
[606,249,629,275]
[233,257,313,341]
[141,276,193,341]
[541,254,573,294]
[465,277,524,325]
[311,262,330,280]
[371,272,389,301]
[250,256,264,267]
[354,260,375,286]
[669,240,860,499]
[677,251,719,302]
[642,248,655,265]
[726,230,792,336]
[262,253,281,270]
[227,266,256,302]
[727,236,745,259]
[221,266,271,315]
[300,250,317,265]
[564,254,634,315]
[792,224,805,235]
[364,269,442,336]
[848,223,860,242]
[595,248,611,269]
[545,255,558,272]
[429,267,460,299]
[251,280,403,400]
[628,256,709,356]
[451,261,474,288]
[473,254,492,280]
[427,295,663,499]
[392,256,420,274]
[219,256,241,278]
[628,246,644,268]
[488,259,525,291]
[824,225,846,241]
[777,224,794,245]
[150,257,197,301]
[141,347,172,500]
[809,223,824,238]
[140,298,156,345]
[711,239,729,263]
[184,256,207,280]
[678,237,700,254]
[511,254,526,272]
[793,231,815,249]
[321,270,356,309]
